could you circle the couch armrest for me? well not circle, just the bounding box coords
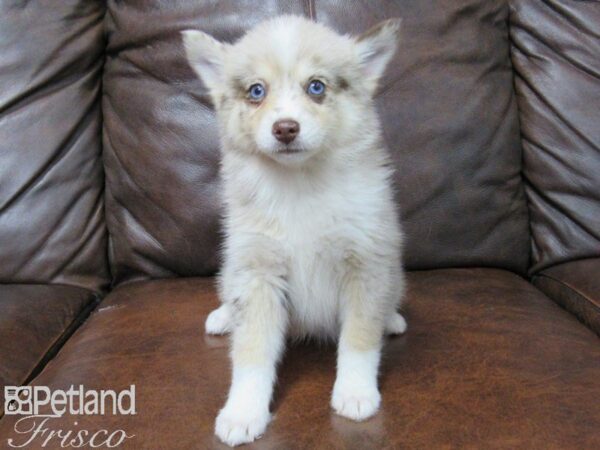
[533,259,600,335]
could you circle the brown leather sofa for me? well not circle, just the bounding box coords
[1,1,598,449]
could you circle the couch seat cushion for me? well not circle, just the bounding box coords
[0,285,98,394]
[0,270,598,448]
[534,258,600,335]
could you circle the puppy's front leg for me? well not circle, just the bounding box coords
[332,270,386,421]
[215,275,287,447]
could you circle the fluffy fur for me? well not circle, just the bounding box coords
[183,15,406,447]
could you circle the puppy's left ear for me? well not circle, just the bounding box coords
[181,29,227,92]
[355,19,401,91]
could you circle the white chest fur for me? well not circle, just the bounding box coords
[220,149,401,339]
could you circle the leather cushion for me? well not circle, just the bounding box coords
[510,0,600,273]
[2,271,598,448]
[103,0,529,285]
[0,0,110,291]
[0,284,98,394]
[534,258,600,335]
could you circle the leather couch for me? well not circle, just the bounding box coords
[1,1,598,448]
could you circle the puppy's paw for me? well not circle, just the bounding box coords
[385,311,407,335]
[331,382,381,421]
[205,304,233,335]
[215,405,270,447]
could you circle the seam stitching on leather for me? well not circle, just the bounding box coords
[0,292,102,421]
[535,273,600,312]
[22,293,103,386]
[507,12,535,276]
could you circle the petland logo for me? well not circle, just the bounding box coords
[4,385,136,448]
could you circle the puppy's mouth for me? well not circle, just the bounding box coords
[275,147,304,155]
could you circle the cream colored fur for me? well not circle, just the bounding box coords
[183,15,406,447]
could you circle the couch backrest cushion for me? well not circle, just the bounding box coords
[510,0,600,274]
[0,0,109,291]
[103,0,529,285]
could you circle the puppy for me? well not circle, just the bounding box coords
[183,15,406,447]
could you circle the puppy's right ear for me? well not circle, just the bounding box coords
[181,30,226,91]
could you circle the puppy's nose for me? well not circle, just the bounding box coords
[272,119,300,144]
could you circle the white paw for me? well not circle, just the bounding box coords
[215,405,270,447]
[205,304,233,335]
[331,382,381,421]
[385,311,407,335]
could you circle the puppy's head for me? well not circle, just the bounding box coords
[183,16,400,166]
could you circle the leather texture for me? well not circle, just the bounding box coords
[102,1,307,285]
[0,0,109,292]
[534,258,600,336]
[1,271,598,449]
[0,284,97,393]
[510,0,600,274]
[1,1,599,446]
[103,0,529,285]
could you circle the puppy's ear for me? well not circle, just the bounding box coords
[181,29,227,92]
[355,19,401,92]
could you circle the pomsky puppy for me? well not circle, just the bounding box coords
[182,15,406,447]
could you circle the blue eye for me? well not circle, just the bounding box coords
[307,80,326,96]
[248,83,266,101]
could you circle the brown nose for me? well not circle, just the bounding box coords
[272,119,300,144]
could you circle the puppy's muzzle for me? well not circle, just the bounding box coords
[272,119,300,144]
